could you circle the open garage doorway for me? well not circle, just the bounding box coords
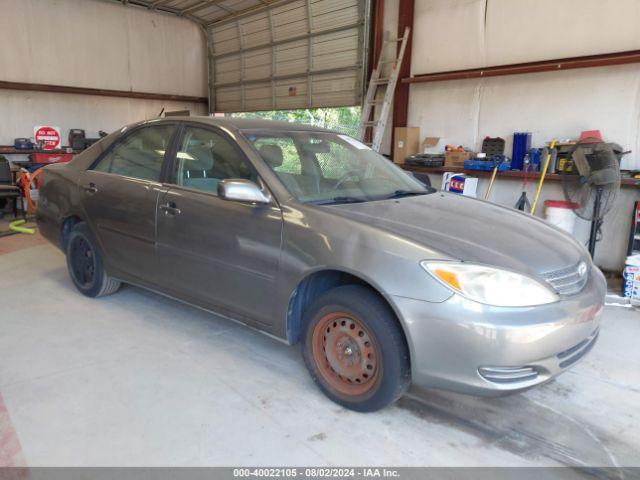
[228,106,362,137]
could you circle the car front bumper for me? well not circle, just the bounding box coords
[388,267,606,396]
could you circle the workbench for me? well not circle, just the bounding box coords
[0,146,80,156]
[401,165,640,189]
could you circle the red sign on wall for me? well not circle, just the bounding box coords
[33,126,62,150]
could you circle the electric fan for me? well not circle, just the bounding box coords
[561,140,624,258]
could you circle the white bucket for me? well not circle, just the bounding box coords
[544,200,578,234]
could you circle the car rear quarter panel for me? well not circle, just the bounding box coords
[36,131,121,249]
[37,164,84,249]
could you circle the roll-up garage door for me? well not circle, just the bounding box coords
[208,0,368,112]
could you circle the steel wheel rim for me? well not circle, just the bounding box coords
[70,236,96,288]
[311,311,379,396]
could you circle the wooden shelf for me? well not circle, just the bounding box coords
[402,164,640,189]
[0,146,80,155]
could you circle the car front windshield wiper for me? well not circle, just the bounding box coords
[383,189,431,199]
[313,196,368,205]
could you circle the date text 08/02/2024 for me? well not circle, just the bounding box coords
[233,468,400,478]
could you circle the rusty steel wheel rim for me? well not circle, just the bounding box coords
[311,311,379,396]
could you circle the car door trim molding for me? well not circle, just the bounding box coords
[97,224,156,246]
[155,236,276,282]
[111,275,278,332]
[81,169,166,188]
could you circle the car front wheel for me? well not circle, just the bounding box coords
[302,285,410,412]
[66,222,121,298]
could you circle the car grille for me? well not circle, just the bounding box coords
[556,328,599,369]
[541,261,589,296]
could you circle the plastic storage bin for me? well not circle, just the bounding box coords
[512,132,532,170]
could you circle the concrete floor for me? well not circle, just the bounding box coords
[0,236,639,468]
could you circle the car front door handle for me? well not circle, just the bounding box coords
[159,202,181,216]
[82,183,98,194]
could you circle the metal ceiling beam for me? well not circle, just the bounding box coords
[149,0,174,7]
[98,0,241,25]
[182,0,233,15]
[101,0,209,24]
[0,80,208,104]
[101,0,304,27]
[205,0,299,27]
[403,49,640,84]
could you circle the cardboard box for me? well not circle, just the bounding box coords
[393,127,420,164]
[442,172,478,197]
[444,151,473,168]
[422,137,439,151]
[422,137,448,154]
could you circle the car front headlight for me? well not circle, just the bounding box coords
[421,261,559,307]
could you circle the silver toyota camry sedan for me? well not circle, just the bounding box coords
[36,117,606,412]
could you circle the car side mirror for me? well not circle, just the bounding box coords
[218,179,272,204]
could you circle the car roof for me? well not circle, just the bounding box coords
[153,116,336,133]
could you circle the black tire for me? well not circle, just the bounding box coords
[65,222,121,298]
[302,285,410,412]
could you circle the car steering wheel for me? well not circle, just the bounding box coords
[332,170,362,191]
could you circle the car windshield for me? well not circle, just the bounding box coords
[243,130,433,204]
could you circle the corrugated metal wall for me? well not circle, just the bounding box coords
[208,0,368,112]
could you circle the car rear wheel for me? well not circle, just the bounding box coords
[302,285,410,412]
[66,222,121,298]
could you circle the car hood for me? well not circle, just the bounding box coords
[323,192,586,276]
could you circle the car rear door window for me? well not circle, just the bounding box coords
[93,125,174,182]
[173,126,256,194]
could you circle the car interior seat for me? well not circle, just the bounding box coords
[181,142,219,193]
[258,144,321,197]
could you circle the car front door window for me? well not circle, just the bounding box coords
[174,127,256,194]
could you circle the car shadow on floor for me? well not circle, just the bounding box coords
[399,387,627,472]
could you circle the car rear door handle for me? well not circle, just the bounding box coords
[82,183,98,194]
[159,202,181,216]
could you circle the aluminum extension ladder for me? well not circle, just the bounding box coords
[356,27,410,152]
